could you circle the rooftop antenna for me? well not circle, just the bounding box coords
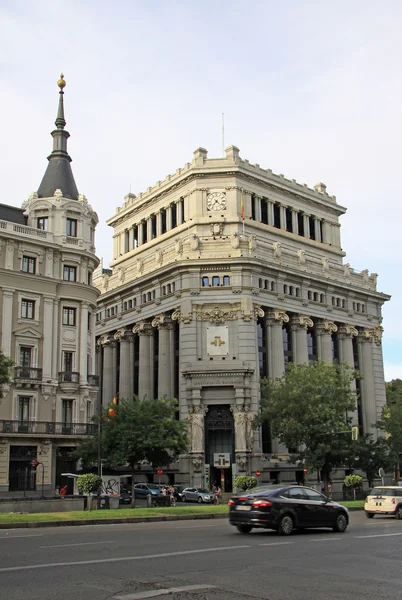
[222,112,225,156]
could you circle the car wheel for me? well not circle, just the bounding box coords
[333,512,348,532]
[366,512,375,519]
[277,514,294,536]
[182,495,187,502]
[197,496,202,504]
[396,506,402,520]
[236,525,252,534]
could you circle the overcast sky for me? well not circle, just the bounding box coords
[1,0,401,380]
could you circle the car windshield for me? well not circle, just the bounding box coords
[245,485,281,496]
[197,489,210,494]
[370,488,397,496]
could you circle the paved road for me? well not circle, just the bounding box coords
[1,511,402,600]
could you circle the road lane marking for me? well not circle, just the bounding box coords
[0,544,251,573]
[0,534,43,539]
[113,585,216,599]
[39,541,117,549]
[259,542,294,547]
[355,532,402,539]
[309,538,343,542]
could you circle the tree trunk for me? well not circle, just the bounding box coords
[131,468,135,508]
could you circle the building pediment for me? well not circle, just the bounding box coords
[13,327,43,340]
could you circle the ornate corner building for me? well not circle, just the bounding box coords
[94,145,390,491]
[0,76,100,494]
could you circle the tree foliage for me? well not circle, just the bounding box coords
[350,434,391,487]
[76,473,102,495]
[344,474,362,489]
[233,476,258,492]
[74,396,188,506]
[259,361,358,489]
[0,351,13,398]
[377,379,402,480]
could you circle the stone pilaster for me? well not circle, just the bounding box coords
[279,204,287,230]
[266,309,289,378]
[357,328,377,434]
[79,301,89,384]
[152,315,174,399]
[100,334,114,408]
[1,289,13,356]
[338,324,358,423]
[254,196,262,222]
[133,322,154,399]
[52,299,59,381]
[316,320,338,363]
[290,314,313,364]
[115,328,134,401]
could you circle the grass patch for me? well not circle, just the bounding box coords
[0,504,229,524]
[340,500,365,508]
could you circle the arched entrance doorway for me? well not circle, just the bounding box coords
[205,405,234,492]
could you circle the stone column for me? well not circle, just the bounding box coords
[267,201,274,226]
[138,222,144,245]
[152,315,174,399]
[115,328,133,401]
[79,302,89,384]
[42,297,54,380]
[52,299,59,380]
[316,320,338,363]
[166,206,173,230]
[129,335,135,398]
[291,315,313,364]
[357,328,377,434]
[156,212,162,236]
[303,214,310,238]
[266,309,289,378]
[90,312,96,376]
[315,218,322,242]
[254,196,262,221]
[147,218,153,241]
[322,219,332,244]
[112,340,117,399]
[1,289,13,356]
[279,205,287,230]
[133,322,153,399]
[177,201,184,225]
[292,210,299,234]
[338,324,358,423]
[101,335,114,408]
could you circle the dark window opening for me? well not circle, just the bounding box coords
[202,277,209,287]
[66,218,77,237]
[309,216,316,240]
[283,322,293,366]
[37,216,48,231]
[21,299,35,319]
[298,213,304,236]
[212,276,220,287]
[171,204,177,229]
[161,209,167,234]
[286,208,293,232]
[63,307,76,326]
[262,422,272,454]
[331,333,339,362]
[223,276,230,286]
[307,330,317,362]
[261,200,268,224]
[132,225,138,249]
[151,215,157,239]
[142,221,148,244]
[251,196,256,220]
[22,256,36,274]
[273,204,281,228]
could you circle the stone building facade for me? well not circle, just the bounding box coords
[0,76,99,494]
[94,145,389,491]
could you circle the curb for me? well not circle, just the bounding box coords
[0,512,229,529]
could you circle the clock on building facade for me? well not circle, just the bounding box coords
[207,191,226,211]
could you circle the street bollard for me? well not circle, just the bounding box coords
[147,494,153,508]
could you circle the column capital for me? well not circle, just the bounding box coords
[151,314,174,330]
[114,327,134,342]
[338,324,358,339]
[290,314,314,331]
[357,327,374,344]
[99,334,116,347]
[172,308,192,324]
[265,308,289,326]
[133,321,153,336]
[315,320,338,336]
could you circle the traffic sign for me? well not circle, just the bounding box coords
[303,468,308,474]
[30,458,39,469]
[255,469,261,478]
[157,468,163,477]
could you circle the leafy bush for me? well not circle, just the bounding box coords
[233,476,258,492]
[344,474,363,489]
[77,473,102,495]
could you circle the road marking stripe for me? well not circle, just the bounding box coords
[0,534,43,539]
[355,532,402,539]
[0,545,250,573]
[259,542,294,546]
[309,538,343,542]
[113,585,216,599]
[39,541,116,549]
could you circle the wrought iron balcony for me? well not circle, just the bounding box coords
[58,371,80,384]
[0,420,97,436]
[14,367,43,381]
[87,374,99,387]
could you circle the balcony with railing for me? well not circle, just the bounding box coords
[0,420,97,436]
[14,367,43,389]
[58,371,80,383]
[87,374,99,387]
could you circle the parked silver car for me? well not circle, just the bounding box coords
[181,487,213,503]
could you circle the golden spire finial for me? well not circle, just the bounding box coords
[57,73,66,90]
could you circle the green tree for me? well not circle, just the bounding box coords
[233,476,258,492]
[0,351,13,398]
[259,361,358,491]
[350,434,391,488]
[74,397,188,506]
[76,473,102,495]
[344,474,363,500]
[377,379,402,482]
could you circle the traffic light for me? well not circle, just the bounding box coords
[351,426,359,441]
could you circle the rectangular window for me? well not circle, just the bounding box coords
[286,208,293,232]
[18,397,31,422]
[19,347,32,374]
[171,204,177,228]
[251,196,256,220]
[273,204,281,228]
[66,218,77,237]
[160,209,167,234]
[37,216,48,231]
[142,221,148,244]
[298,213,304,236]
[151,215,157,238]
[62,307,76,326]
[261,200,268,224]
[21,299,35,319]
[22,256,36,274]
[63,265,77,281]
[309,216,316,240]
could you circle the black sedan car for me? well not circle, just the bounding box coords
[229,485,349,536]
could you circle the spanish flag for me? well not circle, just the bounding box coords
[240,193,245,220]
